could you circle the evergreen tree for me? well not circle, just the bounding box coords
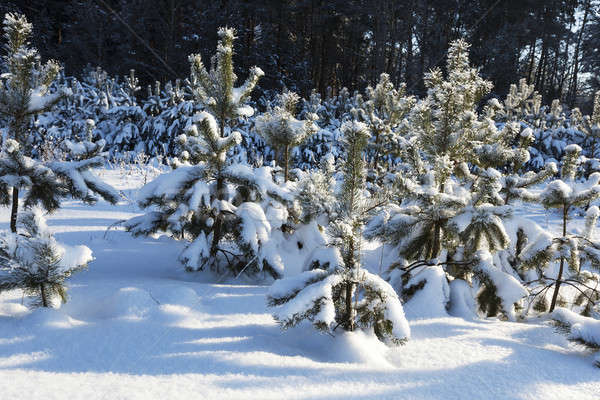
[411,39,493,183]
[126,111,289,278]
[0,14,119,234]
[521,144,600,312]
[355,73,415,170]
[255,90,318,181]
[0,208,92,307]
[126,28,290,279]
[268,121,410,344]
[0,13,67,232]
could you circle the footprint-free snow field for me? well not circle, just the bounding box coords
[0,170,598,400]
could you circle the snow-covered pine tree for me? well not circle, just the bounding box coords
[365,170,466,263]
[186,26,263,259]
[255,90,318,181]
[127,28,291,279]
[356,73,415,170]
[187,27,263,135]
[572,91,600,164]
[268,121,410,344]
[0,208,93,307]
[363,41,550,319]
[126,110,289,278]
[521,144,600,312]
[0,13,68,232]
[411,39,493,182]
[502,78,542,124]
[0,14,119,234]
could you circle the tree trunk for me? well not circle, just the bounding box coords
[283,144,289,182]
[40,284,48,308]
[431,182,445,259]
[549,205,568,312]
[373,130,380,170]
[344,280,355,331]
[432,222,441,260]
[210,119,227,261]
[10,187,18,234]
[567,0,590,107]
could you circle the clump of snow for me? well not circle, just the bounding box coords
[403,266,450,319]
[552,307,600,347]
[92,287,157,320]
[448,279,478,319]
[475,251,527,321]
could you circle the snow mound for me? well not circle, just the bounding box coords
[150,285,200,308]
[448,279,478,319]
[92,287,157,320]
[25,308,85,328]
[552,307,600,347]
[283,325,394,367]
[0,301,29,317]
[403,266,450,319]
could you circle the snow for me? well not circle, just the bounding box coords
[475,250,528,321]
[403,266,450,319]
[0,168,598,399]
[552,307,600,347]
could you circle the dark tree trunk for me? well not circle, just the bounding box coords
[344,280,355,331]
[567,0,589,106]
[549,205,568,312]
[10,187,18,234]
[40,284,48,308]
[210,119,227,261]
[283,144,289,182]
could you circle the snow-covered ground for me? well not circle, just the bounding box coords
[0,168,598,400]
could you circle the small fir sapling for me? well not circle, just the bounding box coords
[572,91,600,162]
[0,13,68,232]
[0,14,118,234]
[127,28,291,279]
[186,26,263,260]
[520,144,600,313]
[411,39,493,176]
[0,208,93,308]
[126,111,289,278]
[355,73,415,170]
[268,121,410,344]
[255,90,318,181]
[364,171,466,263]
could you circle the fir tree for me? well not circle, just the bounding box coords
[126,29,291,279]
[365,171,466,262]
[0,208,92,308]
[187,26,263,261]
[268,121,410,344]
[255,90,318,181]
[126,111,289,278]
[411,39,493,184]
[356,73,415,170]
[521,145,600,312]
[0,14,119,235]
[0,13,68,232]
